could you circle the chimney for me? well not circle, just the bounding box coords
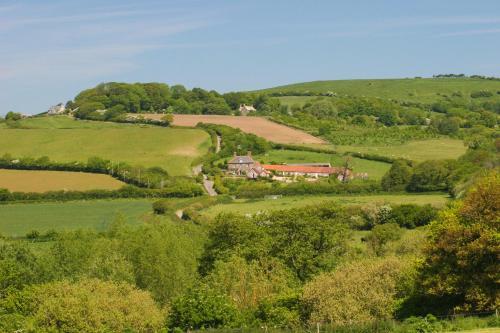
[233,151,237,157]
[247,151,252,157]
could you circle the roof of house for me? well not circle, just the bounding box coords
[287,163,332,167]
[228,155,255,164]
[262,164,347,174]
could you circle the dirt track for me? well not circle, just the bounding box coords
[139,114,326,145]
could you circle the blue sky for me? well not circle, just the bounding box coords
[1,0,500,115]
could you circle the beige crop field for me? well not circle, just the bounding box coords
[139,114,326,145]
[0,169,125,193]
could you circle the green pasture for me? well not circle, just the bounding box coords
[0,117,211,176]
[0,116,125,129]
[335,138,467,162]
[253,149,391,180]
[258,78,500,103]
[0,199,154,237]
[202,193,450,217]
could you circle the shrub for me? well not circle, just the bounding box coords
[382,160,413,191]
[470,90,493,98]
[152,199,175,214]
[169,286,240,330]
[5,278,165,332]
[389,204,438,228]
[302,258,409,325]
[365,223,403,256]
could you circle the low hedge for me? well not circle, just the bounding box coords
[0,155,171,189]
[234,180,382,198]
[0,184,203,203]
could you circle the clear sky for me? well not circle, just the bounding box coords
[1,0,500,115]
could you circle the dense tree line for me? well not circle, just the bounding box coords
[381,139,499,196]
[69,82,281,121]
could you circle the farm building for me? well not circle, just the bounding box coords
[227,152,269,179]
[227,151,257,175]
[239,104,256,116]
[47,103,65,115]
[262,164,352,181]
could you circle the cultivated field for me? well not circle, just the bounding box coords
[0,199,153,236]
[0,117,211,176]
[257,78,500,103]
[254,149,391,180]
[202,193,450,217]
[141,114,326,145]
[0,169,125,192]
[335,138,467,162]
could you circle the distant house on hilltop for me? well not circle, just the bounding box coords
[47,103,65,115]
[239,104,256,116]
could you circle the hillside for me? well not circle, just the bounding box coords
[0,116,211,176]
[256,77,500,103]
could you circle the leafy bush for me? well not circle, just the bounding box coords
[302,258,409,325]
[382,160,413,191]
[169,286,240,330]
[388,204,438,228]
[152,200,175,214]
[365,223,403,256]
[470,90,493,98]
[2,278,165,332]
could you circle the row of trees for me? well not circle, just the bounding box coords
[69,82,281,120]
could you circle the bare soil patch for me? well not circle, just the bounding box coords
[140,114,326,145]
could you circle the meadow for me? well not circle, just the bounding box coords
[258,77,500,103]
[253,149,391,180]
[0,169,125,192]
[202,193,449,217]
[0,199,154,236]
[0,117,211,176]
[335,138,467,162]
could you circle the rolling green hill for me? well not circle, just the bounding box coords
[0,116,211,176]
[257,77,500,103]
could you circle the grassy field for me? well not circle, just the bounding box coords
[257,78,500,103]
[202,193,450,217]
[0,117,211,176]
[0,199,154,236]
[0,169,125,192]
[253,149,391,180]
[335,138,467,162]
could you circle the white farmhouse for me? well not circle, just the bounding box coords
[47,103,66,115]
[239,104,256,116]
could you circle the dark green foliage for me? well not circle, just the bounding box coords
[200,204,349,281]
[255,292,302,328]
[381,160,413,191]
[71,82,273,120]
[234,180,382,198]
[388,204,438,228]
[5,111,22,121]
[152,200,175,214]
[434,117,460,135]
[470,90,493,98]
[365,223,403,256]
[169,286,240,330]
[407,160,453,192]
[198,123,271,158]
